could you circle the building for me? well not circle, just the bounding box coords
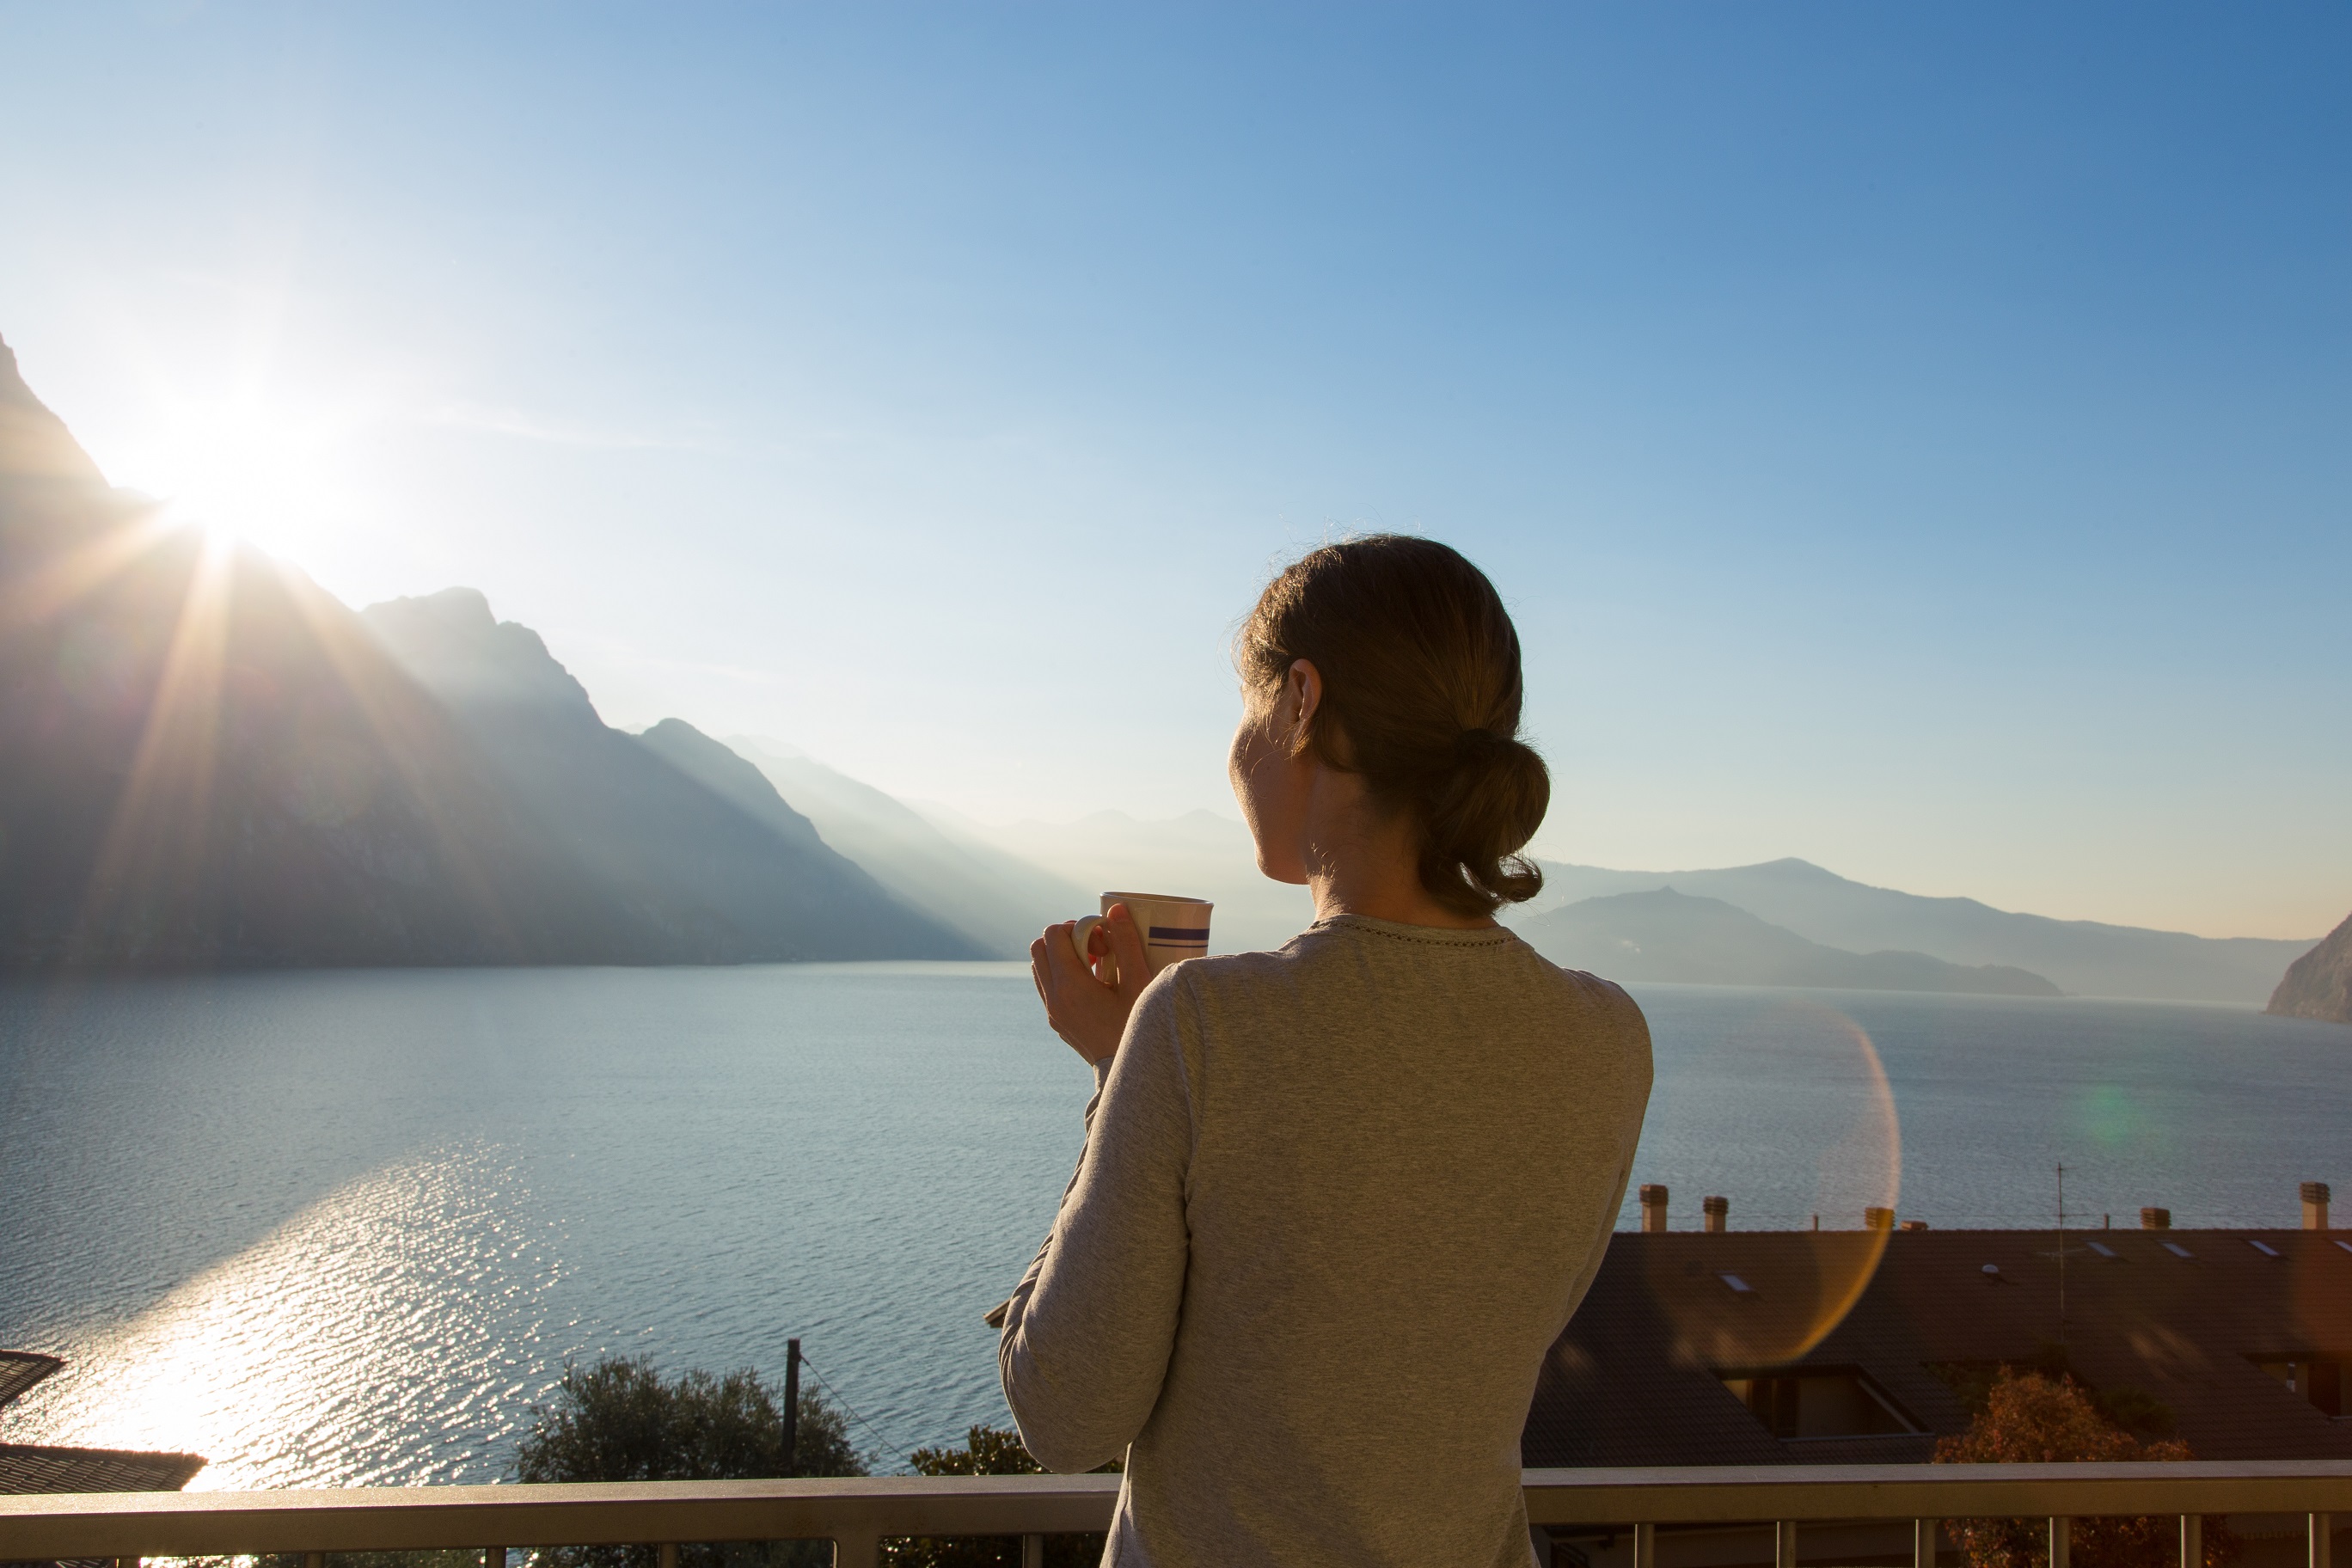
[1521,1191,2349,1568]
[0,1351,205,1496]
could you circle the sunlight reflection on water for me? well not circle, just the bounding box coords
[13,1144,562,1487]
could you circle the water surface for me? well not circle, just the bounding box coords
[1,965,2342,1487]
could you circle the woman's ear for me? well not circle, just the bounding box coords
[1289,658,1323,743]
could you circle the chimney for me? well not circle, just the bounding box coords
[2141,1206,2171,1230]
[1865,1206,1895,1231]
[2304,1181,2331,1231]
[1701,1195,1728,1234]
[1640,1184,1669,1233]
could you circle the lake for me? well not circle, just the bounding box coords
[1,964,2343,1489]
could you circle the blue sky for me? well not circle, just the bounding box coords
[3,3,2345,937]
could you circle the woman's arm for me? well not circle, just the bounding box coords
[996,977,1196,1473]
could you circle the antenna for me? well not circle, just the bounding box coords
[2055,1162,2068,1354]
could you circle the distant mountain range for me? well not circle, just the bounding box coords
[0,337,969,968]
[923,805,1318,957]
[721,737,1085,958]
[0,331,2331,996]
[1516,889,2062,996]
[1512,860,2312,1004]
[358,586,974,962]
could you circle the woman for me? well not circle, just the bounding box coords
[1001,536,1652,1567]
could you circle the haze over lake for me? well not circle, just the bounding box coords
[3,963,2341,1489]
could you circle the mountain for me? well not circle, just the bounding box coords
[0,333,967,967]
[922,805,1319,956]
[359,589,976,962]
[1,346,595,965]
[722,738,1086,959]
[639,723,832,857]
[1518,889,2065,995]
[2266,910,2352,1025]
[1515,859,2309,1005]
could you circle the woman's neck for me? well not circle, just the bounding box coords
[1297,774,1497,930]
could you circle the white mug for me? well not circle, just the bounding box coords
[1071,891,1214,985]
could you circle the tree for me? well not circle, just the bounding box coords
[879,1426,1117,1568]
[514,1357,865,1568]
[1936,1369,2237,1568]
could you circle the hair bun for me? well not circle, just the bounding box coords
[1454,727,1508,762]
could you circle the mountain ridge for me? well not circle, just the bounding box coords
[356,591,977,963]
[0,334,971,968]
[720,738,1084,959]
[2,333,2324,989]
[1517,888,2064,996]
[1518,857,2310,1004]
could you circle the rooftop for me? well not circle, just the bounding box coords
[1527,1227,2352,1467]
[0,1348,206,1498]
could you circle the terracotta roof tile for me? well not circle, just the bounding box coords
[0,1442,205,1494]
[0,1354,62,1412]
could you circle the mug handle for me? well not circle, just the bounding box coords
[1069,914,1119,986]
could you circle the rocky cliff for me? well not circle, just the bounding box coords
[2266,910,2352,1025]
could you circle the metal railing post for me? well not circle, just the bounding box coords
[1020,1534,1044,1568]
[2050,1517,2071,1568]
[1915,1518,1940,1568]
[1633,1521,1657,1568]
[2182,1515,2202,1568]
[2312,1513,2333,1568]
[833,1531,880,1568]
[1776,1519,1798,1568]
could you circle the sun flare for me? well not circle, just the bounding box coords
[125,389,371,560]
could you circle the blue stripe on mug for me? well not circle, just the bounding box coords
[1148,927,1211,941]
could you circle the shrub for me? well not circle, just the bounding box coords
[513,1356,864,1568]
[1936,1369,2236,1568]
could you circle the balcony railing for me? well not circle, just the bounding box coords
[1,1463,2344,1568]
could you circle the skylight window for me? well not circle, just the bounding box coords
[1720,1369,1923,1439]
[2247,1240,2282,1258]
[2086,1241,2118,1259]
[2162,1241,2194,1259]
[1719,1273,1756,1295]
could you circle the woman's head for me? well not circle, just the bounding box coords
[1232,535,1548,917]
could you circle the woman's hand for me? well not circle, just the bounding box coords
[1030,903,1154,1064]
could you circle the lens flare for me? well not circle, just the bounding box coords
[1643,998,1902,1367]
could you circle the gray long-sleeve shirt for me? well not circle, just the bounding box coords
[998,914,1653,1567]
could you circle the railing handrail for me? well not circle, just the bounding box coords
[3,1464,2345,1562]
[1521,1462,2352,1524]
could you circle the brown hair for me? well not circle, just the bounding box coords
[1236,535,1548,916]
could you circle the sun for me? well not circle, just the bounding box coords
[115,385,372,563]
[156,396,346,553]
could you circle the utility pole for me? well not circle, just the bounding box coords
[783,1338,801,1478]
